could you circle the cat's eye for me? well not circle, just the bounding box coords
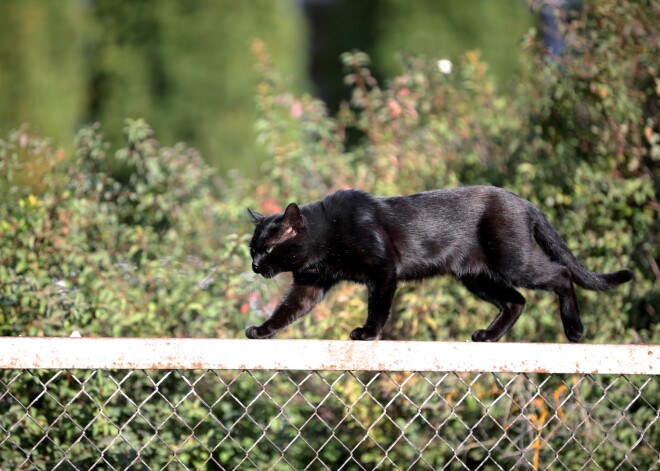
[265,247,273,254]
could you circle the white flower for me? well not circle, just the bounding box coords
[437,59,453,74]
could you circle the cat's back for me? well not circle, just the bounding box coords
[377,186,489,218]
[379,185,528,214]
[314,186,521,225]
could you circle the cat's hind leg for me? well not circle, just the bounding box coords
[511,257,583,343]
[461,275,526,342]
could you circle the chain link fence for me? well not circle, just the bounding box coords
[1,339,658,470]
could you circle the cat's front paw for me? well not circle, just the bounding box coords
[564,325,584,343]
[471,329,498,342]
[245,325,274,339]
[350,326,379,341]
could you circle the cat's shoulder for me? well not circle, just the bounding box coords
[309,189,378,225]
[324,188,373,199]
[320,188,375,206]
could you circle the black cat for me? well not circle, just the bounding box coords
[245,186,633,342]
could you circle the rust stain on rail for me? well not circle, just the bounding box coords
[0,338,658,374]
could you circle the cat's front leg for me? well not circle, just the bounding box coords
[245,281,328,339]
[350,274,397,341]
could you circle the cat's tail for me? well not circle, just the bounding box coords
[530,208,634,291]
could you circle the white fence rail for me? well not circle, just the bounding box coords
[1,338,657,374]
[0,338,658,470]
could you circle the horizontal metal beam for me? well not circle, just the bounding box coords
[0,337,657,374]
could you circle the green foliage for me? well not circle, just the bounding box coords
[0,119,267,338]
[0,0,658,468]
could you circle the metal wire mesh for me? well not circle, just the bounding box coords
[1,368,658,470]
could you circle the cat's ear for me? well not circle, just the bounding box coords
[247,207,265,224]
[271,203,303,244]
[282,203,304,230]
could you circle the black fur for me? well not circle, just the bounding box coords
[246,186,633,342]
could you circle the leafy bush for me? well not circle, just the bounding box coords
[0,119,271,339]
[0,1,658,468]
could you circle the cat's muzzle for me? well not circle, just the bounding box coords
[252,262,275,279]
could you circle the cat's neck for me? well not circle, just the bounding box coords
[297,204,332,266]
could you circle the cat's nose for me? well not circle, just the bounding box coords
[252,261,260,273]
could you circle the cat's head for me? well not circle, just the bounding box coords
[247,203,305,278]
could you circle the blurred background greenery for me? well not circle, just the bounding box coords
[1,1,658,467]
[0,0,534,176]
